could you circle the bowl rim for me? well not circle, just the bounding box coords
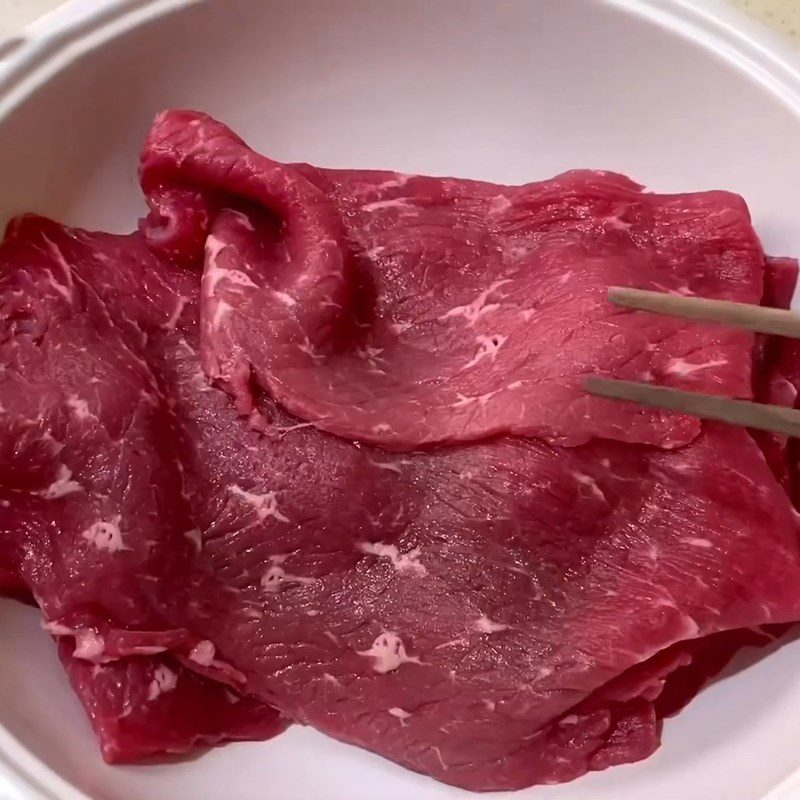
[1,0,800,798]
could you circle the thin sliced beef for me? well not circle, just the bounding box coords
[140,110,765,451]
[155,346,800,791]
[3,213,800,790]
[59,643,287,763]
[751,256,799,487]
[0,557,20,592]
[759,335,800,507]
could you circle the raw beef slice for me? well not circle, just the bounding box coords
[59,643,287,763]
[3,209,800,791]
[1,110,799,791]
[140,110,765,451]
[750,256,798,488]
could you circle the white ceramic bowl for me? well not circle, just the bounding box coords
[3,1,800,798]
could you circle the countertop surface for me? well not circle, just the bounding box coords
[732,0,800,38]
[1,0,800,40]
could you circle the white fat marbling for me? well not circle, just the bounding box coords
[686,537,713,548]
[665,357,728,378]
[261,556,316,593]
[440,280,511,327]
[572,471,606,503]
[228,484,289,523]
[81,516,126,552]
[358,542,426,575]
[189,640,216,666]
[474,615,509,633]
[147,664,178,701]
[73,629,105,661]
[464,334,508,369]
[66,395,94,421]
[357,632,420,674]
[388,707,412,725]
[39,464,82,499]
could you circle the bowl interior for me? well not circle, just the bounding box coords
[3,1,800,798]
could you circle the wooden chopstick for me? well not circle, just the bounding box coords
[609,286,800,339]
[585,376,800,438]
[584,287,800,437]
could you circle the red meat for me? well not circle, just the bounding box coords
[59,643,287,763]
[140,110,765,450]
[1,111,799,791]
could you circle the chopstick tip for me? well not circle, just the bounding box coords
[607,286,630,304]
[584,375,613,396]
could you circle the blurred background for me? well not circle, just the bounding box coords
[0,1,799,42]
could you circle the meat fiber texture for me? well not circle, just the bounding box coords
[59,642,288,763]
[1,110,800,792]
